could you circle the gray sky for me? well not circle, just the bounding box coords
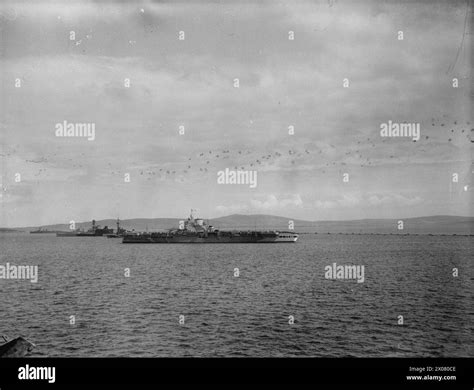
[0,0,472,227]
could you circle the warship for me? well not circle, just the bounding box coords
[122,211,298,244]
[56,220,113,237]
[56,230,78,237]
[30,227,59,234]
[105,218,127,238]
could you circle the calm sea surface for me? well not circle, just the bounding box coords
[0,233,472,357]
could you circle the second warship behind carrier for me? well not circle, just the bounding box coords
[122,211,298,243]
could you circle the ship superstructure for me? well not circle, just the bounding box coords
[106,218,127,238]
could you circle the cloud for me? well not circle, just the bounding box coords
[0,0,471,226]
[314,194,361,210]
[368,193,423,206]
[216,194,303,214]
[314,193,424,210]
[250,194,303,210]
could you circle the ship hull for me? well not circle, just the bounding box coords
[56,232,77,237]
[123,232,298,243]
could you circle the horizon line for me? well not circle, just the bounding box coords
[5,213,474,230]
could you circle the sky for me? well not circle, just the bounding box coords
[0,0,472,227]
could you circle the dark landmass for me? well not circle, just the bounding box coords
[7,215,474,235]
[0,228,23,233]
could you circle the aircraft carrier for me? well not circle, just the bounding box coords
[122,211,298,244]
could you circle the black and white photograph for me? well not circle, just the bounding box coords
[0,0,473,386]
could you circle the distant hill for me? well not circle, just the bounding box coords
[10,215,474,235]
[0,228,23,233]
[210,214,473,234]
